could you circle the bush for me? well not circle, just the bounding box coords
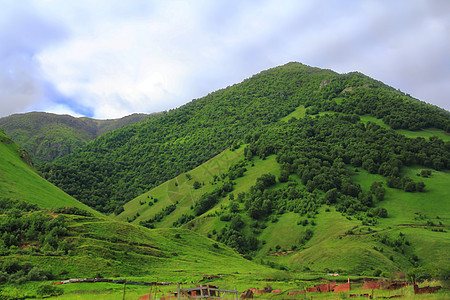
[36,284,63,297]
[220,214,232,222]
[373,269,382,277]
[27,267,48,281]
[9,270,27,284]
[52,206,93,217]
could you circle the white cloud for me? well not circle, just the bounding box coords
[0,0,449,119]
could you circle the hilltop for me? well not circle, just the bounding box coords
[0,112,149,162]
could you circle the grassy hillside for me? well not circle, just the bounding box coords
[0,112,149,162]
[0,209,278,299]
[0,129,99,215]
[360,115,450,142]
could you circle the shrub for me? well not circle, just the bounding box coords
[27,267,48,281]
[36,284,63,297]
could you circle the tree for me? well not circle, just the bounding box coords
[229,215,245,231]
[229,201,239,213]
[255,174,276,191]
[416,181,425,192]
[324,188,338,204]
[193,181,201,189]
[404,182,416,192]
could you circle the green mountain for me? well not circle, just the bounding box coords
[40,62,449,214]
[0,112,149,162]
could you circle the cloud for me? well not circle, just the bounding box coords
[0,0,449,119]
[0,3,78,117]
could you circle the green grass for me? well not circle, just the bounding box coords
[283,207,401,275]
[258,212,306,255]
[0,130,100,216]
[350,166,450,273]
[0,222,282,299]
[350,166,450,225]
[0,214,276,294]
[3,277,448,300]
[281,105,306,121]
[115,146,247,225]
[360,115,450,142]
[359,115,391,130]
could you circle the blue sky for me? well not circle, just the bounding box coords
[1,0,449,119]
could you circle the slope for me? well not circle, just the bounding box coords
[0,128,99,215]
[0,201,277,299]
[0,112,149,162]
[0,215,271,279]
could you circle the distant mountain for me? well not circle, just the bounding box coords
[0,112,150,162]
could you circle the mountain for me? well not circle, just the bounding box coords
[40,62,449,214]
[0,112,149,162]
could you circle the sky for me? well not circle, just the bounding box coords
[0,0,449,119]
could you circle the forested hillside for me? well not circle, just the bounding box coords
[39,63,450,214]
[0,112,149,162]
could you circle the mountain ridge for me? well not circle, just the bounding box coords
[0,111,151,162]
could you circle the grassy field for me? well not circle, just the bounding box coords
[0,130,101,216]
[281,105,306,121]
[2,275,448,300]
[350,166,450,274]
[0,213,281,299]
[360,115,450,142]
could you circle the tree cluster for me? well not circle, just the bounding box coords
[245,114,448,217]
